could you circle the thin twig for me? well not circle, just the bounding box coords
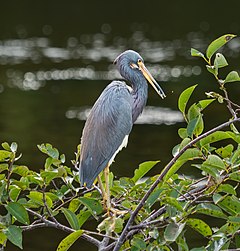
[222,88,237,119]
[26,208,100,247]
[113,118,240,251]
[53,186,94,212]
[144,206,166,223]
[42,187,58,224]
[6,158,15,198]
[84,230,117,241]
[22,223,46,231]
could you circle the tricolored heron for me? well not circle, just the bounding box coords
[79,50,165,212]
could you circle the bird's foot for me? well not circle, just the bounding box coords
[108,207,128,216]
[103,203,128,217]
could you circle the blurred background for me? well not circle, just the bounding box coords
[1,0,240,250]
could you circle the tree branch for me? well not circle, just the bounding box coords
[113,117,240,251]
[26,208,100,247]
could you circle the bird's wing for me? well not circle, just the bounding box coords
[79,81,133,187]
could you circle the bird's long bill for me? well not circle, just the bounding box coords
[138,61,166,99]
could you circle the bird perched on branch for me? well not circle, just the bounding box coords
[79,50,165,212]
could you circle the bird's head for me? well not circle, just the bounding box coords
[114,50,166,99]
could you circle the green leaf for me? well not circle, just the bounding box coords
[56,230,83,251]
[213,193,223,204]
[206,65,217,75]
[228,216,240,224]
[2,142,11,151]
[0,150,11,162]
[79,197,103,216]
[163,160,186,183]
[178,128,188,139]
[5,225,23,249]
[179,148,203,161]
[187,115,203,138]
[60,154,66,163]
[187,117,199,138]
[187,103,201,121]
[62,208,80,230]
[217,184,236,195]
[206,34,236,60]
[162,197,183,211]
[0,231,7,246]
[217,195,240,215]
[202,154,226,171]
[206,237,229,251]
[45,192,59,202]
[195,203,227,219]
[77,211,91,228]
[230,145,240,163]
[195,115,204,136]
[115,218,124,233]
[200,155,226,181]
[191,48,205,58]
[164,222,185,242]
[214,53,228,68]
[186,99,213,127]
[198,99,215,110]
[12,166,29,177]
[9,187,21,202]
[200,131,232,147]
[172,144,180,157]
[40,170,58,184]
[37,143,59,159]
[27,191,53,208]
[146,188,163,207]
[131,237,146,250]
[178,84,197,117]
[5,202,30,225]
[164,148,202,182]
[0,164,8,173]
[177,232,189,251]
[231,123,240,134]
[69,199,81,213]
[186,218,212,237]
[179,138,191,151]
[235,234,240,248]
[229,171,240,182]
[215,144,234,158]
[224,71,240,83]
[132,161,159,183]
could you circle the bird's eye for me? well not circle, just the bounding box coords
[137,59,142,64]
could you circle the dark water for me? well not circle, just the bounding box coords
[1,1,240,250]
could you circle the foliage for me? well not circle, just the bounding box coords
[1,34,240,251]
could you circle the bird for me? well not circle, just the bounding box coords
[79,50,165,212]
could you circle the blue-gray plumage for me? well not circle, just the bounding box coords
[79,50,165,188]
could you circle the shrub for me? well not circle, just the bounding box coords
[0,34,240,251]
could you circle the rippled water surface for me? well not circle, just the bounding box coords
[1,1,240,250]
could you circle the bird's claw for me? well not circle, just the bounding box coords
[108,207,128,216]
[103,208,128,218]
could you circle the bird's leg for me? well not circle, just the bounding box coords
[98,166,128,216]
[104,165,128,216]
[104,165,111,210]
[97,175,108,209]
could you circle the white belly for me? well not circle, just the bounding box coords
[109,135,129,165]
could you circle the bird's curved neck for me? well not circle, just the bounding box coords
[130,77,148,123]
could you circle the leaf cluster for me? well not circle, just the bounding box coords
[1,34,240,251]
